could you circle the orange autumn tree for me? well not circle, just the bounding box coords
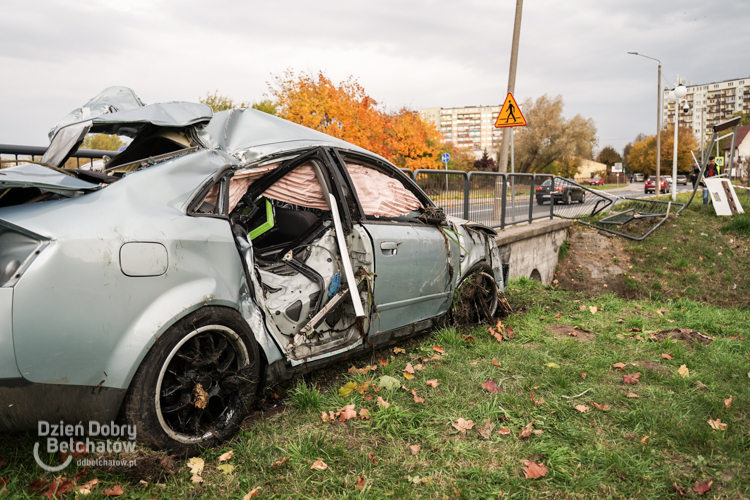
[269,71,443,170]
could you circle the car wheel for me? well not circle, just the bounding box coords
[536,198,544,205]
[579,192,586,204]
[565,192,571,205]
[124,306,260,454]
[452,264,499,325]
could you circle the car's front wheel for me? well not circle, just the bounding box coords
[124,307,260,454]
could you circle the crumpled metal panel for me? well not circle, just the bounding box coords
[0,163,99,192]
[2,149,283,389]
[447,216,505,293]
[0,288,21,379]
[91,101,213,137]
[47,86,145,142]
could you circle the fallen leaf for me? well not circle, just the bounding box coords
[491,330,503,343]
[311,459,328,470]
[477,418,496,439]
[640,435,649,444]
[580,372,587,379]
[104,485,124,496]
[626,392,640,398]
[554,313,562,319]
[403,372,414,379]
[661,353,673,360]
[518,421,535,439]
[412,392,425,404]
[187,457,204,476]
[460,334,475,342]
[425,379,439,388]
[393,347,405,354]
[612,362,626,370]
[243,486,262,499]
[677,364,689,378]
[190,474,204,484]
[725,396,733,409]
[591,402,611,411]
[321,410,336,422]
[615,318,624,323]
[272,457,291,468]
[218,450,234,462]
[376,396,391,408]
[339,381,358,397]
[589,306,598,314]
[481,378,502,393]
[692,480,713,495]
[218,464,235,475]
[356,476,366,491]
[78,479,100,495]
[413,364,425,371]
[452,418,475,434]
[433,345,445,354]
[492,359,502,367]
[339,404,357,421]
[498,427,511,435]
[404,363,415,375]
[533,429,545,435]
[521,459,548,479]
[409,445,420,455]
[574,405,590,413]
[623,373,640,385]
[708,418,727,431]
[544,362,560,369]
[429,353,442,362]
[579,305,587,311]
[377,375,400,390]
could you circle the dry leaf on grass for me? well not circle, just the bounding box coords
[574,405,590,413]
[426,379,439,388]
[492,359,502,367]
[403,372,414,379]
[554,313,562,319]
[498,427,511,435]
[612,362,626,370]
[218,464,235,475]
[460,334,475,342]
[708,418,727,431]
[725,396,733,409]
[521,460,548,479]
[579,305,587,311]
[591,402,611,411]
[623,373,640,385]
[589,306,598,314]
[518,421,535,439]
[692,480,713,495]
[677,364,690,378]
[272,457,290,468]
[378,358,387,367]
[481,378,502,393]
[393,347,405,354]
[409,445,420,455]
[433,345,444,354]
[626,392,639,398]
[311,459,328,470]
[104,485,124,496]
[243,486,262,499]
[218,450,234,462]
[339,405,358,421]
[413,364,425,371]
[490,329,503,343]
[640,435,649,444]
[580,372,587,379]
[451,418,475,434]
[477,418,496,439]
[404,363,415,375]
[356,476,366,491]
[661,353,673,360]
[78,479,100,495]
[376,397,391,408]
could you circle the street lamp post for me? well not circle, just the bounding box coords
[667,81,688,201]
[628,52,662,194]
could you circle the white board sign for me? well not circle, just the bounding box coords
[612,163,623,173]
[704,177,745,216]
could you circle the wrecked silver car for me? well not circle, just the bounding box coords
[0,87,506,453]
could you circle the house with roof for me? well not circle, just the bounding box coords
[722,124,750,179]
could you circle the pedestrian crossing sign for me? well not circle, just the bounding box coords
[494,92,527,128]
[715,157,724,167]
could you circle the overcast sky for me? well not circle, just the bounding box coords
[2,0,749,153]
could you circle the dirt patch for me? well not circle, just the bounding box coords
[631,360,670,376]
[555,228,629,296]
[94,452,176,483]
[655,328,713,347]
[546,324,594,342]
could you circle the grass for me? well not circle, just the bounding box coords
[1,278,749,499]
[618,192,750,307]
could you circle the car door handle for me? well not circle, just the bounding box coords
[380,241,399,255]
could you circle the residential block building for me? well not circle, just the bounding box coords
[662,76,750,145]
[420,105,505,159]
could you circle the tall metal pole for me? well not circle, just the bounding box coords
[497,0,523,174]
[671,98,679,201]
[656,62,662,197]
[493,0,523,221]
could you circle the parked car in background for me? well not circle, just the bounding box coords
[676,174,688,185]
[644,175,671,194]
[589,177,605,186]
[632,173,644,182]
[0,87,506,454]
[536,178,586,204]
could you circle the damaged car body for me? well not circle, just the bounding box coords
[0,87,507,452]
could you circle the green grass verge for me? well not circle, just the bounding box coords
[1,279,749,498]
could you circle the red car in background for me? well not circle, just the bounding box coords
[644,175,670,194]
[589,177,605,186]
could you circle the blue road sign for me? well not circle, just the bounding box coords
[441,153,450,163]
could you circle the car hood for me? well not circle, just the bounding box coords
[0,163,100,193]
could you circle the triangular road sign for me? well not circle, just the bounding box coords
[494,93,527,128]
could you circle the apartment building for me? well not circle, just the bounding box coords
[662,76,750,145]
[420,105,504,159]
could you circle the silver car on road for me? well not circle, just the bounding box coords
[0,87,506,453]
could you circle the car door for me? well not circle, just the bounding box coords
[331,149,457,337]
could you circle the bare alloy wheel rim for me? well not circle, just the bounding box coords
[155,325,250,444]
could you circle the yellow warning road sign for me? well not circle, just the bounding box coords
[494,93,527,128]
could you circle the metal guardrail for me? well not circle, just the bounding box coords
[0,144,118,169]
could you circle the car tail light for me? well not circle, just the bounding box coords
[0,221,47,287]
[554,187,564,191]
[536,187,542,191]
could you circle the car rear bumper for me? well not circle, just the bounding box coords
[0,379,126,431]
